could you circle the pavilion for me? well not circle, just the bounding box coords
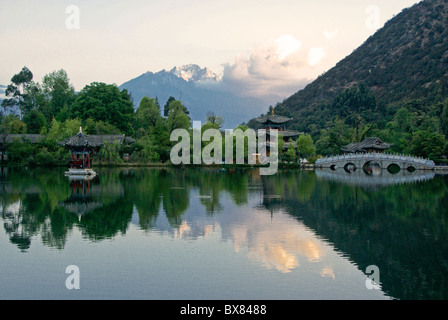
[58,128,135,175]
[341,137,392,154]
[253,113,302,150]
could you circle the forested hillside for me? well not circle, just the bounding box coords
[269,0,448,160]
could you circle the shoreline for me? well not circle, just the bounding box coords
[3,162,448,173]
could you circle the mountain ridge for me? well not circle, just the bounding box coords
[119,64,279,128]
[274,0,448,133]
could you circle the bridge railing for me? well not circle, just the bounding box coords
[315,152,435,167]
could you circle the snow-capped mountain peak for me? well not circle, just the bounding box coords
[169,64,219,82]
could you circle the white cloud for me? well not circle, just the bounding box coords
[275,35,301,60]
[308,47,325,67]
[324,29,339,40]
[220,35,326,99]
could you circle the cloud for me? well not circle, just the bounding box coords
[324,29,339,40]
[220,35,326,100]
[308,47,325,66]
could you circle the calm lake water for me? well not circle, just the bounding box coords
[1,166,447,300]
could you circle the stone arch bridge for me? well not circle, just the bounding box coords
[315,153,436,172]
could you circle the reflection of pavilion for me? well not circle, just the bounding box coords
[315,167,435,187]
[59,176,103,221]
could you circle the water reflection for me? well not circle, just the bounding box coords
[316,167,435,188]
[1,166,448,299]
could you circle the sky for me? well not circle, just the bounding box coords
[0,0,421,100]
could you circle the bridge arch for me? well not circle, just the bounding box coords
[362,161,382,176]
[387,163,401,174]
[344,163,357,173]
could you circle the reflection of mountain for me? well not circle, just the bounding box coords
[260,171,448,300]
[2,167,448,299]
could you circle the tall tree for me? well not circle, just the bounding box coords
[69,82,135,136]
[166,100,191,131]
[1,66,40,117]
[136,96,163,132]
[41,69,76,123]
[163,96,176,117]
[23,109,46,134]
[206,112,224,129]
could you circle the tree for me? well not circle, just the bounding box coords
[206,112,224,129]
[297,133,316,159]
[441,99,448,136]
[41,69,76,123]
[69,82,135,136]
[316,119,353,156]
[406,130,446,159]
[331,83,377,127]
[136,96,163,132]
[163,96,176,117]
[1,66,40,117]
[1,115,27,134]
[83,118,121,135]
[284,143,298,163]
[166,100,191,132]
[23,109,46,134]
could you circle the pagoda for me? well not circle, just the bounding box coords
[59,127,99,176]
[58,128,136,176]
[254,112,302,150]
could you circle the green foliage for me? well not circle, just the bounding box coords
[41,69,76,123]
[23,109,46,134]
[1,115,27,134]
[283,143,298,163]
[69,82,135,136]
[297,133,316,159]
[6,138,38,164]
[206,112,224,129]
[1,66,35,115]
[163,96,176,117]
[166,100,191,131]
[83,118,121,135]
[100,141,124,164]
[406,130,446,159]
[134,135,161,163]
[135,96,163,132]
[272,1,448,159]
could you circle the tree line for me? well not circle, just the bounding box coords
[1,66,317,166]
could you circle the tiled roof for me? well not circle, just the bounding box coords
[341,137,392,153]
[254,115,293,124]
[58,132,135,148]
[0,134,45,144]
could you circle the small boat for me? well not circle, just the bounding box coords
[64,168,97,177]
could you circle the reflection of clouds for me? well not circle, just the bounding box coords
[3,200,21,215]
[228,210,325,273]
[155,199,327,274]
[173,220,218,240]
[321,267,336,280]
[174,221,191,239]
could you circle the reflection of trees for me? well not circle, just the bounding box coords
[1,167,76,251]
[3,166,448,299]
[1,167,254,249]
[260,171,448,300]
